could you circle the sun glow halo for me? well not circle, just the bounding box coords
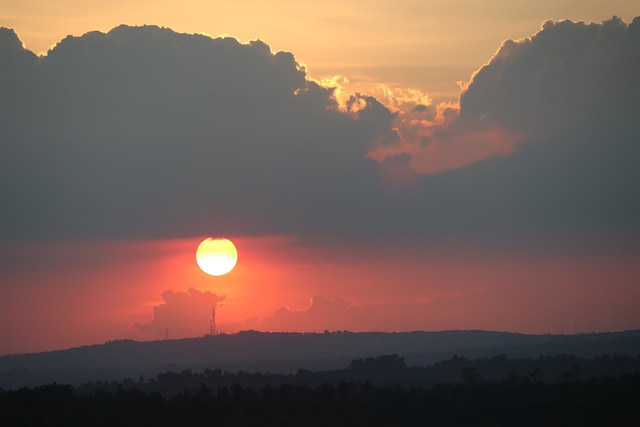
[196,237,238,276]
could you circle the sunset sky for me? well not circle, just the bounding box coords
[1,1,639,355]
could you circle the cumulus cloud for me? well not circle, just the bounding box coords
[364,16,640,241]
[460,17,640,133]
[133,288,225,339]
[264,295,359,331]
[0,25,392,239]
[261,292,487,332]
[1,18,639,244]
[372,16,640,174]
[368,102,522,174]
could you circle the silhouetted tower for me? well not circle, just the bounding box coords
[165,327,169,340]
[210,305,217,336]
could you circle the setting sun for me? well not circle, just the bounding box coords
[196,237,238,276]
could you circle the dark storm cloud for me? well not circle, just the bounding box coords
[1,19,639,244]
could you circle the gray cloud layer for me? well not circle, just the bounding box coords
[1,18,638,244]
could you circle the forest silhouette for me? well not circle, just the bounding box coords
[4,330,640,389]
[2,353,639,426]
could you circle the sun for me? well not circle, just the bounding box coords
[196,237,238,276]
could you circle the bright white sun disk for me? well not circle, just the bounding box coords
[196,237,238,276]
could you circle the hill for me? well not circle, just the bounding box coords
[1,330,639,388]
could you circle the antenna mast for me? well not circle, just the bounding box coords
[210,305,217,336]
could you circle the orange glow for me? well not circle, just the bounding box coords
[1,237,639,355]
[366,101,523,175]
[195,237,238,276]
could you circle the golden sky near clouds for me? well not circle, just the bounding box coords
[3,0,637,101]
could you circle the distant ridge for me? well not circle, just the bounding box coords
[1,330,639,388]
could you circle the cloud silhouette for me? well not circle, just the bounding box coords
[261,292,489,332]
[0,25,391,239]
[133,288,225,339]
[372,16,640,174]
[460,17,640,134]
[367,16,640,242]
[1,18,638,244]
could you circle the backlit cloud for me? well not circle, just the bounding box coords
[367,102,522,174]
[133,288,225,340]
[0,25,393,239]
[369,16,640,174]
[261,292,488,333]
[461,17,640,134]
[1,18,638,244]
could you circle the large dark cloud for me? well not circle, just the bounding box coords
[450,16,640,241]
[0,25,390,239]
[460,17,640,134]
[1,19,639,244]
[373,16,640,243]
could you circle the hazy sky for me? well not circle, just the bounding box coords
[1,2,639,354]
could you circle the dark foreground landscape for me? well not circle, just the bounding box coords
[3,330,640,388]
[2,330,640,425]
[2,354,639,426]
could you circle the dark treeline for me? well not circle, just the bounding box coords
[71,353,640,396]
[1,373,639,426]
[2,354,640,425]
[4,330,640,390]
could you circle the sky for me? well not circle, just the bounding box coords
[1,1,639,355]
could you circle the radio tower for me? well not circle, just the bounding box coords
[210,305,217,336]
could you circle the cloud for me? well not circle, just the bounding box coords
[1,19,639,244]
[364,16,640,241]
[133,288,225,339]
[0,25,392,239]
[370,17,640,174]
[263,295,359,331]
[261,292,488,332]
[367,102,522,174]
[460,16,640,134]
